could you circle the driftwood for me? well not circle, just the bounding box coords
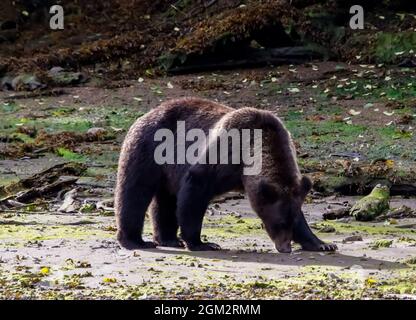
[14,176,78,203]
[323,206,351,220]
[375,205,416,222]
[305,160,416,196]
[0,162,87,208]
[0,162,86,198]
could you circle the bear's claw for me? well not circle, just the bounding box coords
[319,243,338,251]
[300,241,338,252]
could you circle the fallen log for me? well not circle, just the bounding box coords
[322,206,350,220]
[303,159,416,196]
[0,162,86,198]
[14,176,78,203]
[168,47,324,74]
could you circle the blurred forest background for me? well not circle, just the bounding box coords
[1,0,416,89]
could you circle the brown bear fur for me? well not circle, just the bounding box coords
[115,97,336,252]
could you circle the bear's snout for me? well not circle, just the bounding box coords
[275,239,292,253]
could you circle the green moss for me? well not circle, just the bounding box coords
[323,220,414,236]
[1,101,19,113]
[49,107,76,117]
[378,127,413,140]
[56,148,88,162]
[350,185,390,221]
[370,239,393,249]
[104,108,143,130]
[286,120,367,144]
[379,270,416,295]
[202,215,263,239]
[0,224,114,242]
[374,32,416,64]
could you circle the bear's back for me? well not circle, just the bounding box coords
[149,97,234,133]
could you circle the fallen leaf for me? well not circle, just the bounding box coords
[40,267,50,275]
[102,277,117,283]
[348,109,361,116]
[365,278,377,286]
[288,87,300,93]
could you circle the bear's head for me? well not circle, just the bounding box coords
[257,176,312,253]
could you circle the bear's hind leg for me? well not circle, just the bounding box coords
[151,189,183,248]
[293,212,337,252]
[116,181,158,250]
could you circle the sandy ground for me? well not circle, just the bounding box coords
[1,192,416,299]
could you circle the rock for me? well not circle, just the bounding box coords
[319,225,336,233]
[4,73,46,91]
[349,184,390,221]
[96,198,114,212]
[1,75,14,90]
[58,188,80,213]
[87,127,107,137]
[342,235,363,243]
[382,205,416,220]
[327,273,341,281]
[48,67,88,86]
[311,223,336,233]
[323,206,350,220]
[370,239,393,249]
[49,66,65,74]
[398,58,416,68]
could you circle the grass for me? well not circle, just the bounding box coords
[56,147,88,162]
[286,119,367,143]
[374,32,416,64]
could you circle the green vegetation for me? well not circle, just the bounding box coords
[56,148,87,162]
[374,32,416,64]
[350,185,390,221]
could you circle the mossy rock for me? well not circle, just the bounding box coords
[350,184,390,221]
[371,239,393,249]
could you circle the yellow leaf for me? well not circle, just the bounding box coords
[365,278,377,286]
[386,160,394,168]
[102,277,117,283]
[40,267,50,275]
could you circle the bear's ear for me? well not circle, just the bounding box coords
[299,176,312,199]
[258,180,279,204]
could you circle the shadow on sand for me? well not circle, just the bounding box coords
[145,247,404,270]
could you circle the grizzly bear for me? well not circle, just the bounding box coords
[115,97,337,253]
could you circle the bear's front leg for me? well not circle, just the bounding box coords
[293,212,338,252]
[176,172,221,251]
